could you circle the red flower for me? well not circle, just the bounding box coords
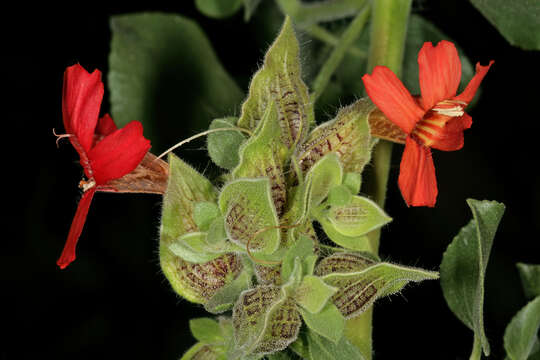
[362,40,493,207]
[57,64,151,269]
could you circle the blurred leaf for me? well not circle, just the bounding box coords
[504,297,540,360]
[109,13,243,149]
[470,0,540,50]
[440,199,506,357]
[402,15,476,101]
[243,0,262,21]
[306,330,366,360]
[517,263,540,300]
[195,0,244,19]
[207,117,246,170]
[318,15,476,108]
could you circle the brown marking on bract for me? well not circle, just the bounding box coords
[368,108,407,144]
[99,152,169,195]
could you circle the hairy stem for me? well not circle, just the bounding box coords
[310,4,370,102]
[345,0,413,358]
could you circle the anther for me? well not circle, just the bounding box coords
[79,179,96,192]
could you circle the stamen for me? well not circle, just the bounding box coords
[79,179,96,192]
[53,128,72,148]
[432,106,464,117]
[432,100,466,117]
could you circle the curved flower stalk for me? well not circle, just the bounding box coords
[57,64,153,269]
[362,40,493,207]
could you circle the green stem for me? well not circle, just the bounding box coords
[304,25,366,59]
[470,336,483,360]
[345,1,413,358]
[276,0,365,25]
[310,5,370,102]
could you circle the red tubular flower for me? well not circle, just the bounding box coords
[57,64,151,269]
[362,40,493,207]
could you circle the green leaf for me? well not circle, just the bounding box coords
[207,117,247,170]
[318,219,372,252]
[317,195,391,238]
[298,98,373,175]
[109,13,243,149]
[169,232,222,263]
[504,297,540,360]
[190,318,223,344]
[237,16,313,150]
[306,330,366,360]
[342,172,361,195]
[281,235,316,282]
[159,154,218,302]
[232,286,301,357]
[305,153,343,210]
[300,303,345,344]
[327,185,353,207]
[440,199,506,357]
[295,275,338,314]
[194,202,221,232]
[161,154,217,242]
[181,342,227,360]
[205,264,254,314]
[219,178,281,254]
[470,0,540,50]
[517,263,540,300]
[169,230,243,264]
[316,253,439,319]
[233,103,288,215]
[195,0,244,18]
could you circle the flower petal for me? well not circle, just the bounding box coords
[57,188,96,269]
[431,113,472,151]
[398,137,438,207]
[62,64,104,153]
[96,113,118,137]
[362,66,425,134]
[88,121,151,185]
[454,61,494,104]
[418,41,462,111]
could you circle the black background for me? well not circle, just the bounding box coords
[6,1,540,359]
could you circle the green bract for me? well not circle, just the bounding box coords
[237,17,313,150]
[219,178,280,254]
